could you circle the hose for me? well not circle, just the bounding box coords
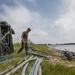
[34,59,43,75]
[32,48,61,57]
[0,56,29,75]
[38,65,42,75]
[22,63,29,75]
[22,56,33,75]
[6,56,37,75]
[29,58,39,75]
[30,52,49,59]
[0,56,13,62]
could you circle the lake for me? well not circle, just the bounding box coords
[48,45,75,52]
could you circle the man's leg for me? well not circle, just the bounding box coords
[18,41,24,54]
[25,43,28,54]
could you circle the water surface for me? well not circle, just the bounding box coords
[48,45,75,52]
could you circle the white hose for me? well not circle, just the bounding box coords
[0,66,14,75]
[6,56,37,75]
[22,62,29,75]
[21,56,33,75]
[34,59,43,75]
[38,65,42,75]
[0,56,29,75]
[29,58,39,75]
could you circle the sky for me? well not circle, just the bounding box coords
[0,0,75,44]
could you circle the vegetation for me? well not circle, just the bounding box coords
[0,43,75,75]
[42,61,75,75]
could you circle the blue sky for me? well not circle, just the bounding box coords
[0,0,61,19]
[0,0,75,44]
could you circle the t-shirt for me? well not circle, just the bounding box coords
[22,31,28,39]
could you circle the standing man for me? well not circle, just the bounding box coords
[18,28,31,54]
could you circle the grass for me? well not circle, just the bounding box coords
[42,60,75,75]
[0,43,75,75]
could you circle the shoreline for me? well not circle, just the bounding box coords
[48,46,62,53]
[48,46,75,55]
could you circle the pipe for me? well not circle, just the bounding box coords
[2,39,11,52]
[30,52,49,59]
[0,56,29,75]
[32,49,61,57]
[18,56,29,65]
[38,65,42,75]
[6,56,37,75]
[1,31,10,41]
[34,59,43,75]
[0,56,13,62]
[29,58,39,75]
[22,62,29,75]
[0,66,14,75]
[1,41,9,52]
[22,56,33,75]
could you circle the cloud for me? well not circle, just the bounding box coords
[0,4,31,26]
[54,0,75,43]
[0,4,33,43]
[0,3,55,43]
[1,0,75,44]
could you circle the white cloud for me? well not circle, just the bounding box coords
[0,4,32,26]
[55,10,75,32]
[0,4,33,43]
[0,3,53,43]
[1,0,75,44]
[54,0,75,43]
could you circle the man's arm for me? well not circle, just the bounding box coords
[21,33,24,42]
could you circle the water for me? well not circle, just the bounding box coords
[48,45,75,52]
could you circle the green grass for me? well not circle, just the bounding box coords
[0,43,75,75]
[42,60,75,75]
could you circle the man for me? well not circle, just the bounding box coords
[18,28,31,54]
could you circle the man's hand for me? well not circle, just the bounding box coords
[22,39,25,42]
[23,38,28,42]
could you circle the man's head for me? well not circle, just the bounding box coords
[26,28,31,33]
